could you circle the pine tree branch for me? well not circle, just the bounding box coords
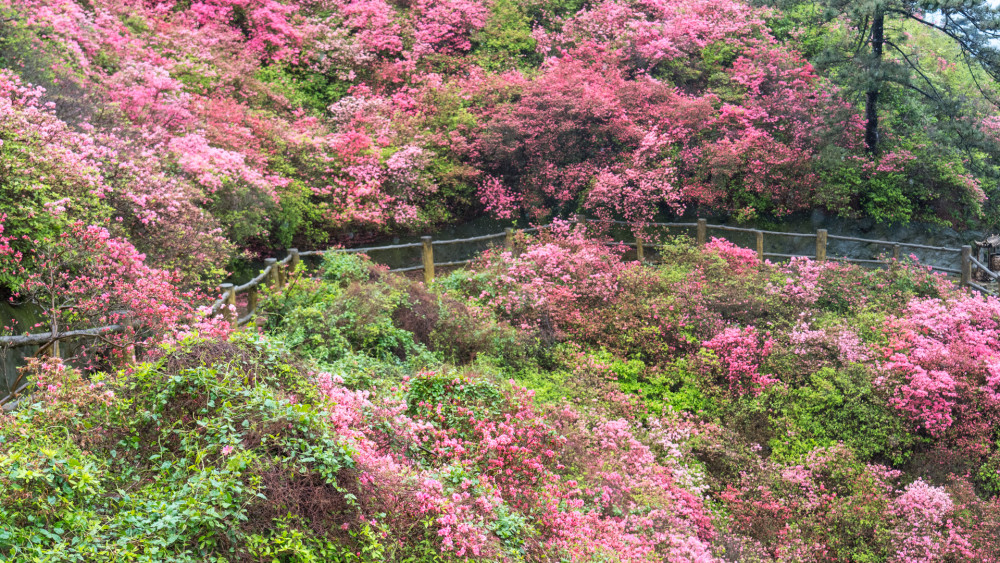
[882,39,944,103]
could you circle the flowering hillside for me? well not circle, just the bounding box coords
[4,0,1000,559]
[1,0,995,294]
[5,231,1000,561]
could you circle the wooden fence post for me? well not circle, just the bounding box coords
[246,285,258,320]
[505,228,514,251]
[816,229,828,262]
[696,218,707,246]
[962,245,972,287]
[288,248,300,272]
[755,230,764,263]
[422,236,434,284]
[892,244,901,261]
[220,283,236,324]
[265,258,279,288]
[636,234,645,262]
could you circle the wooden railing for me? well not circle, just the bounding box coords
[2,217,995,408]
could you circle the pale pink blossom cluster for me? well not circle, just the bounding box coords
[770,257,843,306]
[890,480,973,562]
[475,221,634,338]
[789,321,869,365]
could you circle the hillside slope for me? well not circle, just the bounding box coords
[4,231,1000,561]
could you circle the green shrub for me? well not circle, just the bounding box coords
[0,335,362,561]
[619,356,711,416]
[473,0,539,72]
[406,370,506,429]
[769,366,916,465]
[977,445,1000,497]
[320,251,374,285]
[267,259,507,368]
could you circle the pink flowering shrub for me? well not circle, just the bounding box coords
[471,221,635,340]
[412,0,489,57]
[705,237,760,274]
[788,321,870,368]
[0,0,989,295]
[307,367,721,561]
[889,480,974,562]
[0,66,233,287]
[470,0,863,223]
[876,295,1000,440]
[0,218,228,360]
[477,175,521,220]
[701,326,775,396]
[769,257,843,307]
[720,445,906,560]
[884,359,959,437]
[7,356,117,426]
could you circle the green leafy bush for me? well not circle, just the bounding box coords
[769,366,917,464]
[0,334,364,561]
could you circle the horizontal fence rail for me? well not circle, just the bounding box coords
[3,216,998,407]
[971,257,1000,280]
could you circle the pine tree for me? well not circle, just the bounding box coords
[768,0,1000,155]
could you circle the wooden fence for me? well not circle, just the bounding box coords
[1,217,995,409]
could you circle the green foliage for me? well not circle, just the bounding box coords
[473,0,540,72]
[205,181,278,248]
[586,349,710,415]
[505,359,579,405]
[764,3,842,60]
[769,366,916,465]
[270,178,333,249]
[977,445,1000,497]
[521,0,590,27]
[793,447,896,562]
[255,64,351,114]
[0,179,70,289]
[860,171,913,224]
[622,356,710,415]
[263,258,399,363]
[320,251,373,285]
[0,334,363,561]
[403,86,481,222]
[0,128,111,292]
[269,275,426,364]
[406,371,506,434]
[265,254,505,369]
[769,0,1000,224]
[809,258,941,316]
[699,41,743,95]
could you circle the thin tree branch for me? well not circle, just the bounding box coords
[883,39,944,103]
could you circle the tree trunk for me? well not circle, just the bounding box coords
[865,9,885,154]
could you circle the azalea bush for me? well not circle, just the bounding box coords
[0,216,230,365]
